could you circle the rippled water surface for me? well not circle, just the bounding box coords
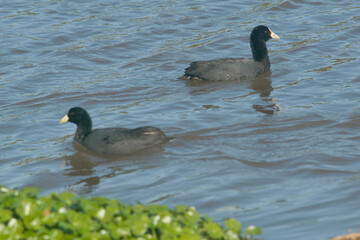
[1,0,360,239]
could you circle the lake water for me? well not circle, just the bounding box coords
[1,0,360,239]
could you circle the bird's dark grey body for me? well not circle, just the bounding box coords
[185,57,270,81]
[79,127,168,155]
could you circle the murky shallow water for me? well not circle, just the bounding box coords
[1,0,360,239]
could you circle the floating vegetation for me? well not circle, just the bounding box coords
[0,185,261,239]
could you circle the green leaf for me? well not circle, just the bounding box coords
[224,230,240,240]
[15,199,38,220]
[131,204,145,214]
[108,221,131,238]
[175,205,187,213]
[6,218,24,235]
[179,231,202,240]
[79,198,99,217]
[58,220,75,235]
[204,221,224,239]
[0,208,13,222]
[225,218,242,234]
[42,229,64,240]
[42,211,60,228]
[130,214,149,236]
[184,207,200,226]
[26,216,42,231]
[22,187,39,198]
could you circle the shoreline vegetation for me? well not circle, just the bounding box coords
[0,185,262,240]
[0,184,357,239]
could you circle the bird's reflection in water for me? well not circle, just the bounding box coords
[62,149,102,194]
[184,71,280,115]
[61,142,165,194]
[250,72,280,115]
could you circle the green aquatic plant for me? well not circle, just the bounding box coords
[0,185,262,240]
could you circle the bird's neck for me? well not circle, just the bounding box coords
[251,39,268,62]
[75,120,92,142]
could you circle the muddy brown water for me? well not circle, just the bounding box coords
[1,1,360,239]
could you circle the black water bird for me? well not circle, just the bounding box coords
[183,25,280,81]
[60,107,169,155]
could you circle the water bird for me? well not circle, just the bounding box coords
[60,107,169,155]
[183,25,280,81]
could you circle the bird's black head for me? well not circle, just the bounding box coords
[60,107,92,129]
[251,25,280,42]
[250,25,279,62]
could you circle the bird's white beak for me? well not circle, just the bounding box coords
[269,28,280,39]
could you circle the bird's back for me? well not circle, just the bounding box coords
[185,57,270,81]
[82,127,168,155]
